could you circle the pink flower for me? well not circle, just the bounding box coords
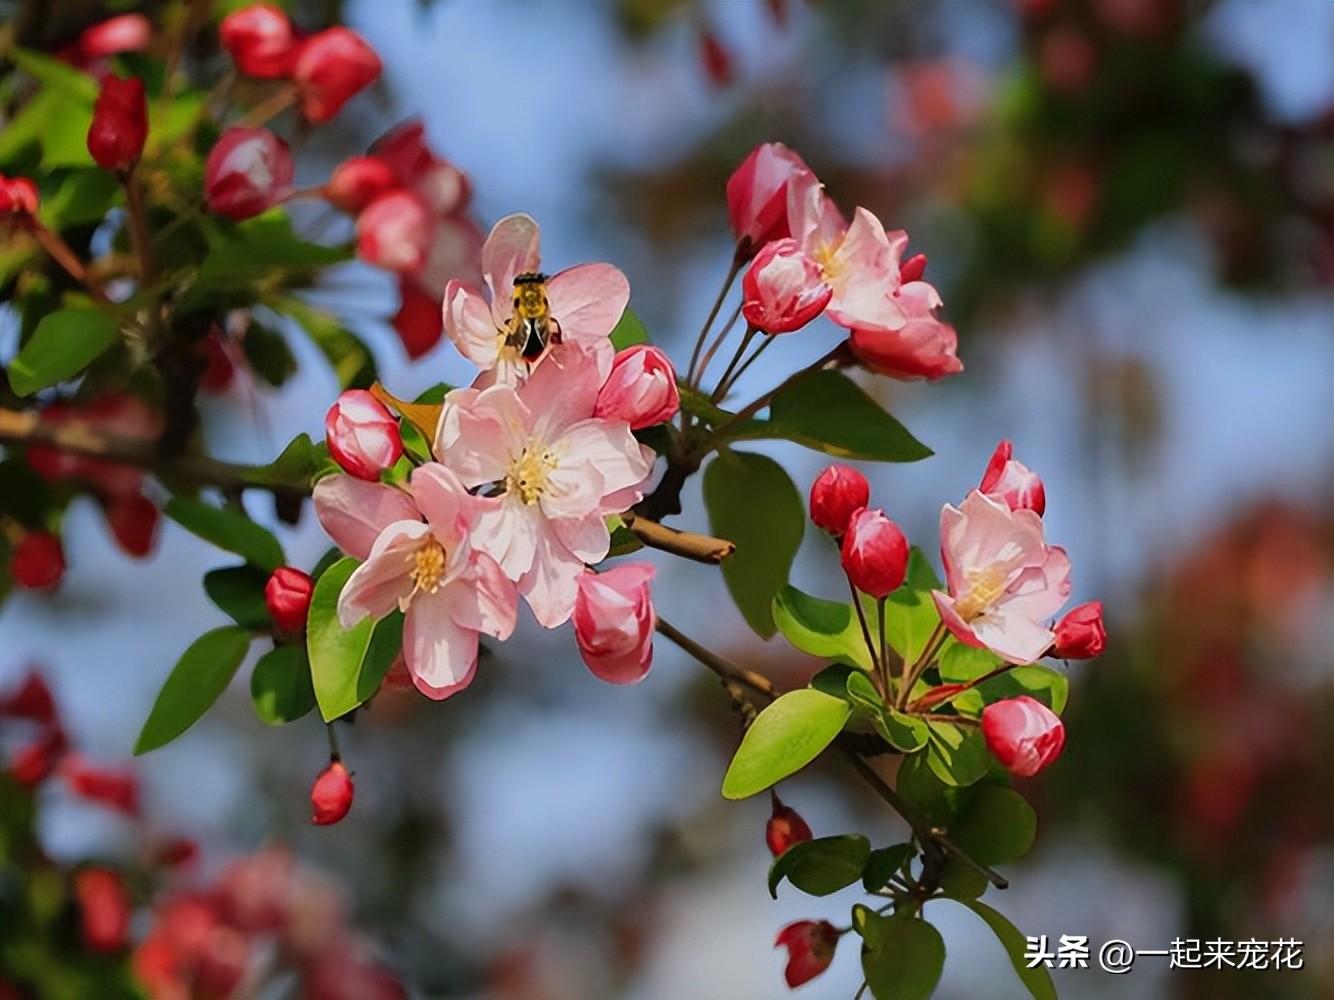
[726,142,812,251]
[1052,601,1105,659]
[219,4,295,79]
[593,345,680,429]
[204,128,294,220]
[355,191,431,275]
[325,156,399,214]
[324,390,403,482]
[809,464,870,538]
[774,920,839,988]
[311,761,354,825]
[978,440,1046,516]
[741,238,833,334]
[87,75,147,172]
[316,466,518,698]
[77,14,151,63]
[435,345,655,627]
[292,27,382,123]
[841,508,909,599]
[266,567,314,632]
[443,213,629,384]
[981,696,1065,777]
[848,250,963,381]
[573,564,656,684]
[766,791,813,857]
[931,491,1071,664]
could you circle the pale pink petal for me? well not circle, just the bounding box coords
[559,420,656,497]
[409,463,475,552]
[470,494,540,581]
[440,553,518,640]
[551,510,611,565]
[938,503,966,596]
[403,592,479,699]
[314,475,419,560]
[545,263,631,345]
[482,213,541,321]
[518,527,584,628]
[338,521,429,626]
[1004,546,1072,620]
[435,386,526,486]
[932,590,987,650]
[971,609,1055,665]
[520,343,603,442]
[418,215,485,300]
[442,280,499,370]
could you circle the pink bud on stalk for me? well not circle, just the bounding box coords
[741,238,832,334]
[393,278,445,360]
[1052,601,1105,659]
[726,142,812,253]
[204,128,294,221]
[311,760,354,825]
[573,564,656,685]
[979,439,1046,516]
[219,4,296,79]
[324,390,403,481]
[809,465,870,538]
[766,791,813,857]
[593,345,680,430]
[292,27,382,123]
[981,696,1065,778]
[774,920,839,988]
[265,567,315,633]
[0,671,57,724]
[87,75,147,172]
[106,493,160,558]
[840,508,909,599]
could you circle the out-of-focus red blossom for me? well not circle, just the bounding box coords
[265,566,314,632]
[87,75,148,172]
[357,190,432,274]
[326,155,400,214]
[1038,27,1096,94]
[894,60,972,137]
[699,30,732,87]
[62,756,141,815]
[105,492,160,559]
[292,27,382,123]
[0,670,56,724]
[369,120,471,217]
[199,330,237,393]
[765,0,789,25]
[593,345,680,430]
[134,895,251,1000]
[153,837,200,869]
[0,174,39,217]
[774,920,839,988]
[727,142,812,252]
[300,939,408,1000]
[809,464,870,538]
[324,389,403,481]
[979,439,1046,516]
[204,127,294,221]
[12,530,66,590]
[392,277,444,359]
[74,867,132,952]
[311,760,355,825]
[10,728,68,787]
[219,4,296,79]
[1046,162,1101,228]
[1094,0,1174,38]
[981,696,1065,778]
[1052,601,1106,659]
[841,508,909,599]
[766,791,813,857]
[742,238,833,334]
[27,395,163,498]
[77,14,152,63]
[218,849,295,933]
[572,564,656,685]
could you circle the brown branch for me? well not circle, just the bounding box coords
[623,512,734,565]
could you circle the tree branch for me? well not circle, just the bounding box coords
[623,512,734,565]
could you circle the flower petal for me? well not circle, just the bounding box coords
[403,591,479,699]
[545,263,630,345]
[442,280,499,370]
[482,212,541,318]
[314,475,419,560]
[337,521,428,626]
[518,527,584,628]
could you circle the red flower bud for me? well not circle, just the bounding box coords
[593,345,681,430]
[326,155,400,214]
[1052,601,1105,659]
[292,28,383,124]
[774,920,839,988]
[699,30,732,87]
[265,567,314,633]
[742,238,832,334]
[393,277,444,359]
[840,508,909,599]
[325,389,403,481]
[311,760,354,825]
[981,696,1065,778]
[356,190,432,274]
[87,75,147,172]
[766,791,813,857]
[78,14,152,63]
[11,728,67,788]
[74,867,132,953]
[204,128,294,221]
[0,174,39,217]
[12,531,65,590]
[726,142,812,252]
[105,492,160,558]
[0,670,57,724]
[219,4,296,79]
[62,757,141,816]
[152,837,200,869]
[199,331,236,394]
[899,252,928,283]
[978,439,1046,516]
[809,464,870,537]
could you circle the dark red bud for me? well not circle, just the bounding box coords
[899,253,928,283]
[12,531,66,590]
[1052,601,1106,659]
[87,75,148,172]
[809,465,871,538]
[311,760,354,825]
[766,790,813,857]
[265,567,314,633]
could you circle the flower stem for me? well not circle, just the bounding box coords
[325,721,342,763]
[29,224,109,302]
[718,334,774,397]
[877,597,890,697]
[706,342,848,446]
[694,303,743,388]
[237,84,298,129]
[847,574,883,682]
[708,323,757,402]
[122,167,157,287]
[686,250,744,387]
[897,621,948,710]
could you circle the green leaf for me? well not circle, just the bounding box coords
[41,94,97,170]
[721,689,851,799]
[135,627,252,753]
[732,370,932,463]
[862,843,916,892]
[197,213,349,289]
[242,321,297,387]
[844,672,930,753]
[938,857,988,900]
[8,308,120,396]
[676,384,735,429]
[925,721,991,787]
[938,644,1003,683]
[773,585,875,669]
[13,49,99,103]
[704,450,803,638]
[974,666,1070,715]
[609,307,650,349]
[247,433,329,491]
[305,560,401,720]
[38,170,121,230]
[950,786,1037,865]
[272,297,374,389]
[883,549,947,665]
[203,564,272,629]
[861,913,946,1000]
[164,497,284,571]
[767,834,871,898]
[250,644,316,725]
[810,663,856,699]
[358,611,403,704]
[895,752,969,829]
[953,899,1057,1000]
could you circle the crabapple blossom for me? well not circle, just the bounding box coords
[1052,600,1106,659]
[808,464,870,538]
[105,493,160,558]
[774,920,839,988]
[931,490,1072,664]
[324,390,403,481]
[369,120,471,217]
[979,439,1046,515]
[841,508,910,599]
[292,27,382,123]
[74,868,132,952]
[741,238,833,334]
[265,567,314,632]
[325,156,399,214]
[766,791,813,857]
[204,128,294,220]
[12,531,65,590]
[573,564,656,684]
[311,761,354,825]
[393,278,446,359]
[726,142,812,250]
[982,695,1066,777]
[443,213,628,384]
[87,75,147,172]
[0,670,56,724]
[316,466,518,698]
[61,757,141,815]
[434,344,655,627]
[848,245,962,380]
[77,14,151,63]
[593,345,680,429]
[0,174,38,216]
[355,190,431,274]
[219,4,296,79]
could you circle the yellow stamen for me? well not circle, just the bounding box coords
[954,566,1007,621]
[408,539,446,596]
[506,444,558,505]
